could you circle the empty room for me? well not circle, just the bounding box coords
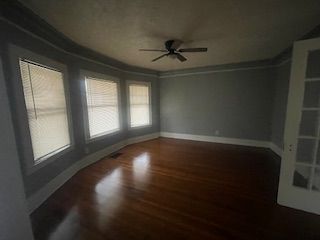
[1,0,320,239]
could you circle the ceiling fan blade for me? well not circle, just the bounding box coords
[178,48,208,52]
[152,53,168,62]
[139,49,167,52]
[176,53,187,62]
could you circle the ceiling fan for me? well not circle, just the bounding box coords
[139,40,208,62]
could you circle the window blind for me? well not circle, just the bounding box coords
[129,84,151,127]
[19,59,71,163]
[85,77,120,139]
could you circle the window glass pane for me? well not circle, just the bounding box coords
[296,138,316,164]
[312,168,320,191]
[129,84,150,127]
[19,60,70,163]
[293,165,312,189]
[85,77,119,138]
[306,49,320,78]
[317,141,320,165]
[303,81,320,108]
[299,110,320,137]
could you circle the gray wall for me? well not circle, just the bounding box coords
[0,20,160,198]
[160,67,276,141]
[270,61,291,149]
[0,57,34,240]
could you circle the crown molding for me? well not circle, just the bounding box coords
[159,58,292,78]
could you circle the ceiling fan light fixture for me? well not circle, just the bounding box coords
[139,40,208,62]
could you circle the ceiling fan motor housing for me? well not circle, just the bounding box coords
[165,40,176,51]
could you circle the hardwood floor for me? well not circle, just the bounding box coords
[31,138,320,240]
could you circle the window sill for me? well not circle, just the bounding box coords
[26,144,74,175]
[86,128,121,143]
[129,124,152,130]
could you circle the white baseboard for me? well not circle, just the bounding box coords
[27,132,159,213]
[160,132,270,148]
[160,132,283,157]
[269,142,283,157]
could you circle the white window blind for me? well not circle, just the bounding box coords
[19,59,71,163]
[85,77,120,139]
[129,83,151,127]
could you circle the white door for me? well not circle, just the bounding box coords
[278,37,320,214]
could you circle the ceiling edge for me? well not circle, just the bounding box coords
[0,0,159,76]
[1,0,319,77]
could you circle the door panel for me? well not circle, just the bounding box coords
[278,37,320,214]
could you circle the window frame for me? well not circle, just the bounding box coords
[127,80,152,129]
[80,70,122,142]
[9,44,74,175]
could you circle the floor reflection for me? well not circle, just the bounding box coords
[133,152,151,189]
[94,168,123,228]
[48,206,80,240]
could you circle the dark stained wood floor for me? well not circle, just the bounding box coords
[31,138,320,240]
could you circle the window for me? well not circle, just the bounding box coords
[128,82,151,128]
[19,59,71,164]
[85,76,120,139]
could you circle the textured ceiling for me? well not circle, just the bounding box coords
[18,0,320,71]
